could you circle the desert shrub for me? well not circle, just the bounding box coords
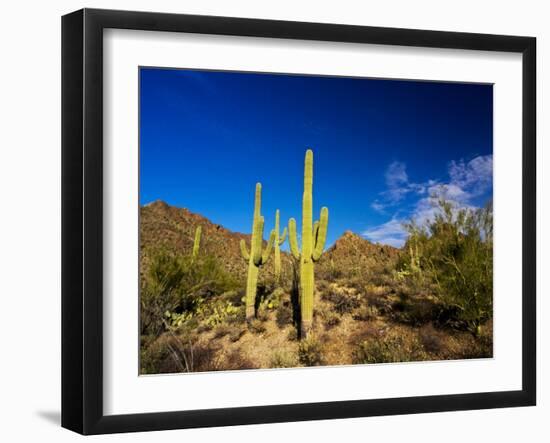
[298,337,324,366]
[140,334,221,374]
[364,284,390,297]
[212,323,240,339]
[140,250,241,336]
[352,330,426,364]
[317,258,343,280]
[140,335,174,374]
[352,305,379,321]
[453,319,493,359]
[323,290,360,314]
[223,350,258,370]
[368,264,396,287]
[268,288,286,308]
[389,294,441,326]
[322,311,341,329]
[316,280,330,293]
[276,302,294,328]
[270,350,299,368]
[399,196,493,335]
[418,324,447,354]
[364,292,393,316]
[287,328,299,341]
[219,289,245,306]
[248,319,266,334]
[228,327,245,343]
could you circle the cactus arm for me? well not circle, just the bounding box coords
[252,216,265,266]
[312,207,329,262]
[279,227,287,245]
[240,239,250,261]
[261,229,276,265]
[288,218,301,260]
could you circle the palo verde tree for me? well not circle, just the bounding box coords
[403,196,493,336]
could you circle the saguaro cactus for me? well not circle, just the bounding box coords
[240,183,276,322]
[288,149,329,338]
[191,226,201,262]
[273,210,288,282]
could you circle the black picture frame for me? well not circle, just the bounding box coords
[62,8,536,435]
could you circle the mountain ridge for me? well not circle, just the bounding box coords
[140,200,399,280]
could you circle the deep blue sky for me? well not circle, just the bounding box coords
[140,68,493,248]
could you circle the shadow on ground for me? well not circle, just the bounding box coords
[36,410,60,426]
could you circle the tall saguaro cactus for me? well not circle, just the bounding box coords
[273,210,288,282]
[240,183,276,322]
[191,226,201,263]
[288,149,329,338]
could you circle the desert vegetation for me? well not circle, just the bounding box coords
[139,150,493,374]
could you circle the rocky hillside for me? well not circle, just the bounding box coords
[317,230,399,280]
[140,201,399,282]
[140,200,292,280]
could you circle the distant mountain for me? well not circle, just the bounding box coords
[139,200,291,280]
[140,201,400,282]
[318,230,400,278]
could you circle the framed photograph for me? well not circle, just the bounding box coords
[62,8,536,435]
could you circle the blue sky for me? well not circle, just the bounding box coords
[140,68,493,248]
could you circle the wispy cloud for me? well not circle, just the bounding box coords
[449,155,493,198]
[362,218,408,248]
[364,155,493,247]
[385,161,408,188]
[371,161,427,213]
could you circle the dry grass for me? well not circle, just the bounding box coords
[141,281,493,373]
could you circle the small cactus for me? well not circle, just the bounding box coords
[273,209,287,282]
[191,226,201,262]
[240,183,276,322]
[288,149,329,338]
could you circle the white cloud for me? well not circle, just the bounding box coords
[385,161,408,188]
[362,218,408,248]
[428,183,470,203]
[370,201,387,214]
[379,161,428,206]
[448,155,493,197]
[364,155,493,247]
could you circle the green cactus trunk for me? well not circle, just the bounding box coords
[191,226,201,262]
[273,209,287,283]
[300,150,314,335]
[245,258,260,320]
[288,149,329,339]
[240,183,276,323]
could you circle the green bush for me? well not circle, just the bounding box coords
[352,304,379,321]
[322,290,360,314]
[352,330,426,364]
[140,334,221,374]
[298,337,324,366]
[270,350,299,368]
[322,310,341,329]
[140,250,241,336]
[276,302,294,328]
[399,197,493,335]
[248,319,266,334]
